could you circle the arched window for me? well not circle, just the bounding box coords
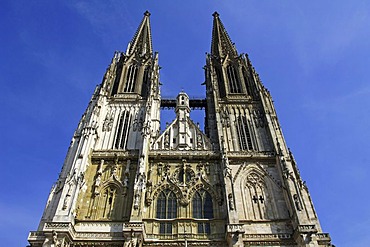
[226,64,241,93]
[214,66,226,97]
[141,67,150,97]
[113,111,131,150]
[246,172,268,220]
[156,189,177,234]
[235,116,253,151]
[192,190,213,234]
[111,61,123,96]
[124,65,138,92]
[242,67,251,96]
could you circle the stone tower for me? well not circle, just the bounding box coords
[28,11,332,247]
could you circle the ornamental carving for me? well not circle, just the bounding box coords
[102,110,114,132]
[252,109,265,128]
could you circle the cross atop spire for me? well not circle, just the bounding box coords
[211,12,238,58]
[127,11,153,55]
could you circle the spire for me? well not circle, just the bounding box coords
[127,10,153,55]
[211,12,238,58]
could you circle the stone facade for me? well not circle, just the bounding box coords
[28,11,332,247]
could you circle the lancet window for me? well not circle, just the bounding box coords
[141,66,150,97]
[192,190,213,234]
[214,66,226,97]
[101,186,119,219]
[124,64,138,92]
[246,172,267,220]
[242,67,251,96]
[111,61,123,96]
[226,64,241,93]
[236,116,253,151]
[113,111,131,149]
[156,189,177,234]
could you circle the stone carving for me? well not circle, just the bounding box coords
[196,132,203,149]
[253,109,265,128]
[145,181,153,206]
[221,108,230,127]
[62,184,72,210]
[294,194,302,211]
[228,193,234,210]
[102,112,114,132]
[94,160,104,195]
[222,154,232,178]
[164,132,170,149]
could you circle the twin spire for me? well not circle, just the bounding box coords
[128,11,238,57]
[211,11,238,58]
[127,10,153,56]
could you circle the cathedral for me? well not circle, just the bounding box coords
[28,11,332,247]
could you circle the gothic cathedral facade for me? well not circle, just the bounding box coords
[28,12,332,247]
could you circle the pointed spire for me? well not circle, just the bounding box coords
[127,10,153,55]
[211,12,238,58]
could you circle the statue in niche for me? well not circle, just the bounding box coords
[222,154,232,178]
[196,132,203,149]
[293,194,302,211]
[94,175,101,195]
[228,193,235,210]
[221,108,230,127]
[253,109,265,128]
[134,193,140,210]
[62,185,72,210]
[145,182,152,206]
[164,132,170,149]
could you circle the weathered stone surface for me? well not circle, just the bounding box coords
[28,12,331,247]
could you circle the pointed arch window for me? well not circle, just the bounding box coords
[236,116,253,151]
[246,172,269,220]
[113,111,131,149]
[111,61,123,96]
[242,67,251,96]
[141,66,150,97]
[192,190,213,234]
[156,189,177,234]
[214,66,226,98]
[124,65,138,92]
[227,64,241,93]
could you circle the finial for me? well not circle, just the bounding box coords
[212,11,219,18]
[144,10,151,16]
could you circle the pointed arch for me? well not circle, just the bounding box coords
[239,166,279,221]
[156,189,177,234]
[90,182,125,221]
[141,66,150,97]
[124,64,139,93]
[111,58,124,96]
[235,115,253,151]
[192,189,213,234]
[214,65,226,97]
[113,111,132,150]
[226,64,241,93]
[242,66,251,96]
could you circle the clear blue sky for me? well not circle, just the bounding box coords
[1,1,369,246]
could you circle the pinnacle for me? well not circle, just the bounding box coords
[144,10,151,16]
[212,11,219,18]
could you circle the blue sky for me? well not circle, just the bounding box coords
[1,1,370,246]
